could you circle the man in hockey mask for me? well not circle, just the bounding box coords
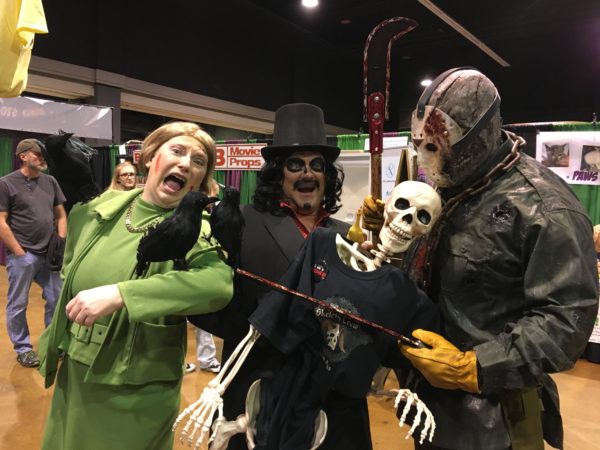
[399,68,599,449]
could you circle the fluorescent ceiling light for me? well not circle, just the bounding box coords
[302,0,318,8]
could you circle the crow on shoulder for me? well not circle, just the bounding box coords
[135,191,218,277]
[208,186,245,268]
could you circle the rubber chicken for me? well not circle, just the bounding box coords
[347,206,365,244]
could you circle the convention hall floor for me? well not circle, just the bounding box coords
[0,266,599,450]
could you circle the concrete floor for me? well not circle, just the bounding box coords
[0,266,599,450]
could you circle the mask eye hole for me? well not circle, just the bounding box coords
[394,198,410,210]
[417,210,432,225]
[425,143,438,152]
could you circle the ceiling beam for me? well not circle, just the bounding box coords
[418,0,510,67]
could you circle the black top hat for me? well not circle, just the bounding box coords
[261,103,340,161]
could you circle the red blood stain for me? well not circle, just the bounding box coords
[424,109,450,149]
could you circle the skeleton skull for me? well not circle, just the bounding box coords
[380,181,442,254]
[324,322,341,351]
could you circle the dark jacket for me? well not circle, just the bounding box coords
[190,205,349,449]
[407,135,599,450]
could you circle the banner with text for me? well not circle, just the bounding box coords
[536,131,600,185]
[216,143,266,170]
[0,96,113,140]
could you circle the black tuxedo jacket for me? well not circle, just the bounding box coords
[190,205,349,345]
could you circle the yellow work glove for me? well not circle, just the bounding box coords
[361,195,385,232]
[400,329,480,394]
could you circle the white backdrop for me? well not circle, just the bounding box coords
[0,96,113,140]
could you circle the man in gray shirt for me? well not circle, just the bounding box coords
[0,139,67,368]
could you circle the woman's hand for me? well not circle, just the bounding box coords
[66,284,125,326]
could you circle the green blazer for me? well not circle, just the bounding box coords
[38,188,233,387]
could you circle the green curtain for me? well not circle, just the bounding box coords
[337,134,367,150]
[336,132,412,151]
[570,184,600,224]
[551,122,600,224]
[109,145,120,176]
[0,137,14,176]
[213,170,225,186]
[213,170,257,205]
[240,171,257,205]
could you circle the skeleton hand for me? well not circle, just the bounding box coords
[173,326,261,449]
[394,389,436,444]
[174,379,224,449]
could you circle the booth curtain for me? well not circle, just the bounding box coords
[214,170,257,205]
[337,133,367,150]
[0,137,14,176]
[335,131,412,151]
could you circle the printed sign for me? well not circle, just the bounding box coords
[536,131,600,185]
[215,144,266,170]
[0,95,112,140]
[132,149,141,164]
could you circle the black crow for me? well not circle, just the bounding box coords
[135,191,218,277]
[44,131,101,212]
[208,186,245,268]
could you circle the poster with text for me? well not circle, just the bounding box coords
[536,131,600,185]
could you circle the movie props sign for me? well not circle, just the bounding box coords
[215,144,266,170]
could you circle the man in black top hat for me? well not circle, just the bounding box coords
[191,103,355,450]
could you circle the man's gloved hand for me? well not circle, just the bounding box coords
[400,329,480,393]
[361,195,385,232]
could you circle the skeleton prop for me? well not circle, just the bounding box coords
[174,181,442,449]
[338,181,442,272]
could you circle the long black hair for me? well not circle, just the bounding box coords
[253,154,344,216]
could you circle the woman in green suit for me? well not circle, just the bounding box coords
[38,122,233,450]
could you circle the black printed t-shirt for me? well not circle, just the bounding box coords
[250,227,438,399]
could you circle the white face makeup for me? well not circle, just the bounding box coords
[141,135,208,209]
[281,150,326,215]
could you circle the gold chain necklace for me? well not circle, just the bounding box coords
[124,195,165,233]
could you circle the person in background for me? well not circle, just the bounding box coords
[0,138,66,368]
[190,103,356,450]
[399,67,599,450]
[107,161,137,191]
[37,122,233,450]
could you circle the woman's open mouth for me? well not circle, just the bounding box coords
[163,174,186,192]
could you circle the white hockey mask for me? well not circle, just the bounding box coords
[380,181,442,254]
[411,68,501,188]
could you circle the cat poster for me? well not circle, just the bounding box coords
[536,131,600,185]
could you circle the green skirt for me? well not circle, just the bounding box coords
[41,357,182,450]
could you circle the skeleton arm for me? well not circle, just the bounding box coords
[173,325,261,450]
[335,234,378,271]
